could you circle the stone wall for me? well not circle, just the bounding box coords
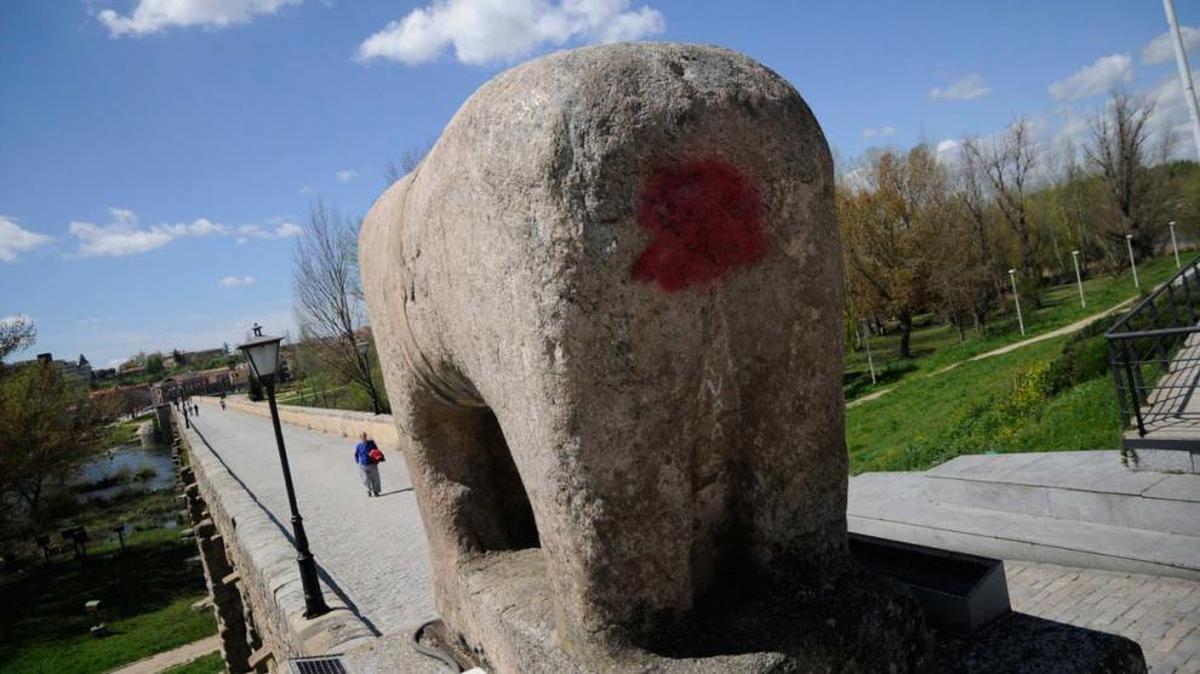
[199,396,398,449]
[174,408,375,671]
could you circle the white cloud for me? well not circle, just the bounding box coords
[0,215,53,263]
[298,185,315,195]
[336,169,358,183]
[929,73,991,101]
[861,125,896,139]
[935,139,961,155]
[68,208,229,257]
[97,0,302,38]
[219,275,256,287]
[1049,54,1133,102]
[237,221,302,239]
[356,0,665,66]
[275,221,303,237]
[1142,26,1200,64]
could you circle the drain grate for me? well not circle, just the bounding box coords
[286,655,347,674]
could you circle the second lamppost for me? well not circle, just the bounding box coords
[238,324,330,619]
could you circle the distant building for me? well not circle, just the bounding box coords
[91,384,152,418]
[151,365,242,403]
[29,352,93,384]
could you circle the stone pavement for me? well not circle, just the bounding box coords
[1007,561,1200,673]
[187,404,436,638]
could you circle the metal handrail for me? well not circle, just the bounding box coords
[1106,252,1200,335]
[1107,324,1200,341]
[1105,253,1200,437]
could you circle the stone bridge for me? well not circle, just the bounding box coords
[171,397,446,673]
[169,397,1200,673]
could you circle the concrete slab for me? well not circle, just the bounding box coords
[848,491,1200,581]
[928,451,1169,495]
[1145,473,1200,501]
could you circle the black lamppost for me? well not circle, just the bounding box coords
[238,324,330,618]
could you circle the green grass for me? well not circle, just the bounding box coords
[163,651,224,674]
[844,255,1181,401]
[0,531,215,674]
[103,413,155,449]
[846,336,1121,474]
[38,489,183,553]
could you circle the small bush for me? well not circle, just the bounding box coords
[1044,333,1109,395]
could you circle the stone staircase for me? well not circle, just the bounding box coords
[847,451,1200,581]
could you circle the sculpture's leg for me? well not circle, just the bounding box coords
[393,379,539,628]
[487,385,698,653]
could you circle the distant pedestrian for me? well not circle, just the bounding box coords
[354,432,383,497]
[193,403,199,416]
[220,398,226,411]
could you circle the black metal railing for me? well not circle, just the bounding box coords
[1106,254,1200,436]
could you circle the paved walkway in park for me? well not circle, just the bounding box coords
[1008,561,1200,673]
[108,635,220,674]
[187,404,436,638]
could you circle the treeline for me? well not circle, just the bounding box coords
[840,91,1200,357]
[0,318,106,548]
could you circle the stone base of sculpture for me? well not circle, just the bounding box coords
[452,549,1144,673]
[451,549,928,672]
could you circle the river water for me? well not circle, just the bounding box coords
[75,443,176,502]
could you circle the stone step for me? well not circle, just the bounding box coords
[916,452,1200,537]
[847,488,1200,582]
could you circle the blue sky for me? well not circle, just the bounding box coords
[1,0,1197,367]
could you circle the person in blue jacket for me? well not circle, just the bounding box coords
[354,432,382,497]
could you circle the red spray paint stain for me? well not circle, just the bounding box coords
[632,159,766,292]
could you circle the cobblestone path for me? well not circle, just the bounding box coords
[188,404,436,637]
[1007,561,1200,673]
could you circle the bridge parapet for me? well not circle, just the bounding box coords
[174,409,376,672]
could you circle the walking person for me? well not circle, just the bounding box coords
[354,432,383,497]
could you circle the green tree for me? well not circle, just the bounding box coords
[146,353,165,376]
[0,362,103,528]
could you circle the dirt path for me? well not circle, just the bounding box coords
[929,295,1138,376]
[849,294,1141,408]
[108,635,220,674]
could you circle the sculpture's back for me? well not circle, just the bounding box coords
[361,43,921,671]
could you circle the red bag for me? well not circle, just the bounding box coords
[367,447,385,464]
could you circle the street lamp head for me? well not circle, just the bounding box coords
[238,324,283,384]
[1071,250,1080,256]
[1170,221,1177,227]
[1008,269,1016,276]
[1126,234,1133,240]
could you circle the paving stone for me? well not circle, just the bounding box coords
[188,406,436,637]
[1007,561,1199,672]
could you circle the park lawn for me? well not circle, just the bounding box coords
[846,336,1122,474]
[103,412,155,449]
[844,255,1181,401]
[163,651,224,674]
[0,529,215,674]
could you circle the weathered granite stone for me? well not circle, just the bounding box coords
[360,42,889,668]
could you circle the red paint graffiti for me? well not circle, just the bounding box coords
[632,159,766,292]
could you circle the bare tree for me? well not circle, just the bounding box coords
[384,141,434,187]
[292,200,385,414]
[1085,92,1166,259]
[963,118,1040,279]
[0,316,35,365]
